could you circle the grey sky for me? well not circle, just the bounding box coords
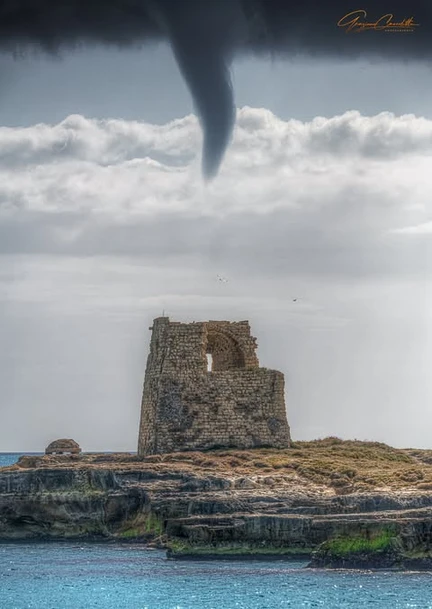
[1,256,430,451]
[0,43,431,452]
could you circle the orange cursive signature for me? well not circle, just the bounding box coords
[337,9,419,33]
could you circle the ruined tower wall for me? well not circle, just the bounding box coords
[138,317,291,455]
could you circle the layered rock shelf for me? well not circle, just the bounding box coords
[2,438,432,570]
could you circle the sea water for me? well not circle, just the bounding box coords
[0,453,28,467]
[1,543,432,609]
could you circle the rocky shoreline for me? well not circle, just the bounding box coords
[2,440,432,570]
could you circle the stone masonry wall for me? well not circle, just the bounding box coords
[137,317,291,455]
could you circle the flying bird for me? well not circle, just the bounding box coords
[0,1,431,180]
[217,274,229,283]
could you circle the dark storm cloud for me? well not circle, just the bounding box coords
[1,1,431,178]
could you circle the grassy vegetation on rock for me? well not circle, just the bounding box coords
[317,527,398,558]
[6,437,432,493]
[118,512,164,539]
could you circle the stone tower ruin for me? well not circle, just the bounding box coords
[137,317,291,455]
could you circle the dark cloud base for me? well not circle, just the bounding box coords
[2,1,431,54]
[1,1,431,178]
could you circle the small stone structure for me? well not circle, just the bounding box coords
[137,317,291,455]
[45,439,81,455]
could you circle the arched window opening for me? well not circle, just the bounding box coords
[206,330,245,371]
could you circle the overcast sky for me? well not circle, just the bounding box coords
[0,43,431,452]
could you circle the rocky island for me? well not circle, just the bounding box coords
[2,438,432,570]
[2,317,431,570]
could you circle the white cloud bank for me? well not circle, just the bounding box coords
[0,107,431,277]
[1,108,432,218]
[0,108,431,451]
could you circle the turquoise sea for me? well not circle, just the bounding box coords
[1,543,432,609]
[0,453,24,467]
[1,454,432,609]
[0,453,40,467]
